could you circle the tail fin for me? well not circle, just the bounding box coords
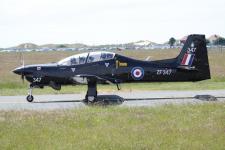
[177,34,211,80]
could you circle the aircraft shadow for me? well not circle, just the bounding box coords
[32,96,225,103]
[33,100,83,103]
[126,96,225,101]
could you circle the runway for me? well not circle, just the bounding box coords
[0,90,224,110]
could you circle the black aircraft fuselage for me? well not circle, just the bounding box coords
[13,34,211,103]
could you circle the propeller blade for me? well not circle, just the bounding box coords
[22,59,24,67]
[21,74,25,83]
[19,49,25,83]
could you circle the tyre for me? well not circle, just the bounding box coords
[26,95,34,102]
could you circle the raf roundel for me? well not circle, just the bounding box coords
[131,67,144,80]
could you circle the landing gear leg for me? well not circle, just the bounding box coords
[26,85,34,102]
[83,80,124,105]
[85,80,97,104]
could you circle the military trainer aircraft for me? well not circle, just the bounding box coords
[13,34,210,104]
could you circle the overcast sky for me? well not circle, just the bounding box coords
[1,0,225,47]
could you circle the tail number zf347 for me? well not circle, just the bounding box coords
[156,69,172,75]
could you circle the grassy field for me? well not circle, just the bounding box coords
[0,103,224,149]
[0,48,225,95]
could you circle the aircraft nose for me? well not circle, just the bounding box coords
[12,66,24,75]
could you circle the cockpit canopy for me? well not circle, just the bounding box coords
[58,51,115,66]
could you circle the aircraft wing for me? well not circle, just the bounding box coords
[75,74,117,84]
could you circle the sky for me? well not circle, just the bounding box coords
[1,0,225,47]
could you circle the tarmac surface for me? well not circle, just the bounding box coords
[0,90,224,110]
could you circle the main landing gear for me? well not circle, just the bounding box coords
[26,85,34,102]
[83,80,124,105]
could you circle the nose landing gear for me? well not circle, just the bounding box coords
[26,85,34,102]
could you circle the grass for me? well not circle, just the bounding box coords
[0,103,224,149]
[0,48,225,95]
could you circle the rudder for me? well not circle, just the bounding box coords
[176,34,211,80]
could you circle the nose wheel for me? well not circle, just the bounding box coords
[26,95,34,102]
[26,85,34,102]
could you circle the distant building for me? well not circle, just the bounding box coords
[208,34,221,44]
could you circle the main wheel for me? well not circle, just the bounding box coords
[26,95,34,102]
[88,96,95,102]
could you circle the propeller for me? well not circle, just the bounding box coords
[19,49,25,83]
